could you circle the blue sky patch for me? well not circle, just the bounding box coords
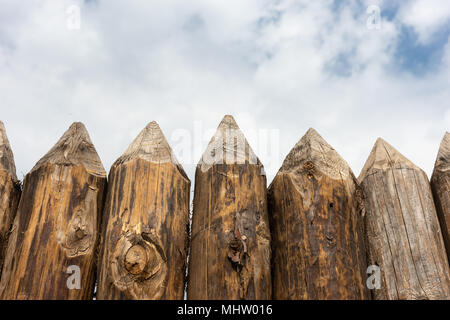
[393,24,450,76]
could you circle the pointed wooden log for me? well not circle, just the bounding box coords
[0,121,21,280]
[97,122,190,300]
[268,128,370,300]
[0,122,107,300]
[187,115,271,300]
[431,133,450,264]
[359,138,450,300]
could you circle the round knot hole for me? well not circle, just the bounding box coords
[124,245,148,275]
[75,229,86,240]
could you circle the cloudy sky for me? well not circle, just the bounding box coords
[1,0,449,185]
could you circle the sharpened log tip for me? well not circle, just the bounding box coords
[218,114,240,130]
[0,120,17,180]
[359,137,420,181]
[198,115,260,171]
[279,127,352,180]
[30,122,106,177]
[113,121,189,181]
[124,245,148,275]
[434,132,450,172]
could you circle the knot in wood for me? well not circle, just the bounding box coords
[325,233,336,246]
[227,233,247,269]
[75,228,86,240]
[303,160,315,171]
[111,231,169,299]
[303,160,315,179]
[124,245,148,275]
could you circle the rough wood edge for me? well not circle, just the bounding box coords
[30,122,106,177]
[198,115,261,172]
[359,137,421,182]
[433,132,449,173]
[113,121,189,181]
[278,128,353,180]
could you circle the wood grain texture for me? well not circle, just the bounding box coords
[268,128,370,300]
[187,115,271,300]
[0,122,107,300]
[359,138,450,300]
[431,132,450,264]
[0,121,21,280]
[97,122,190,300]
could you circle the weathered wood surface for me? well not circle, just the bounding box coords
[97,122,190,300]
[431,132,450,264]
[0,121,21,280]
[0,122,107,300]
[268,128,370,300]
[187,115,271,300]
[359,138,450,300]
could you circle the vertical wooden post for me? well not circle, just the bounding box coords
[359,138,450,299]
[0,122,107,299]
[268,128,370,300]
[97,122,190,300]
[0,121,21,280]
[431,132,450,264]
[187,115,271,300]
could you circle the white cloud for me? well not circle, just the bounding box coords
[399,0,450,43]
[445,109,450,129]
[0,0,448,184]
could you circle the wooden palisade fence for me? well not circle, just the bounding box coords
[0,118,448,300]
